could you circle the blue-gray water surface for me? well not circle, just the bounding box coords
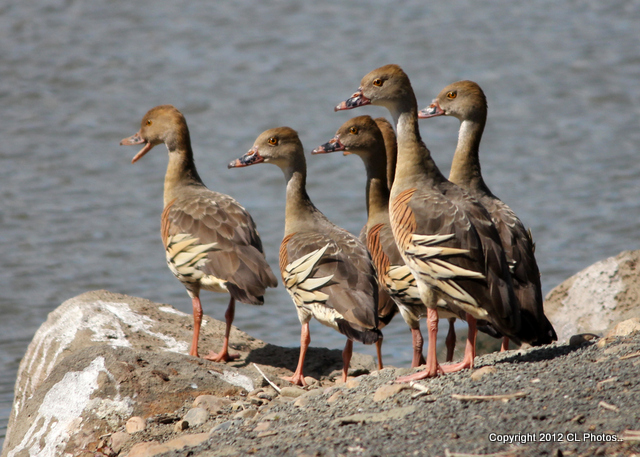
[1,0,640,447]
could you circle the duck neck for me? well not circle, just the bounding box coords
[283,156,318,235]
[390,99,446,191]
[448,118,487,192]
[163,127,204,206]
[360,151,390,220]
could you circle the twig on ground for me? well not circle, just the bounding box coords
[252,363,282,393]
[409,381,431,398]
[598,401,619,412]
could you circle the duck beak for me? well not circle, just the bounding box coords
[418,100,444,119]
[120,131,153,164]
[228,146,264,168]
[311,136,346,155]
[335,89,371,111]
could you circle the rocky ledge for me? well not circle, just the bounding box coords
[3,251,640,457]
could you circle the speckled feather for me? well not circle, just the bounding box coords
[280,230,380,344]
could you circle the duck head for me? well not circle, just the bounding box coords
[418,80,487,123]
[120,105,190,163]
[228,127,304,172]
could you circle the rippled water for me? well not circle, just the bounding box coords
[2,0,640,446]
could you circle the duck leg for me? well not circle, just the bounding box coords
[442,313,477,373]
[342,338,354,382]
[204,297,240,362]
[189,295,204,357]
[375,337,384,370]
[397,308,443,382]
[445,317,456,362]
[501,336,509,352]
[410,326,425,367]
[282,322,310,386]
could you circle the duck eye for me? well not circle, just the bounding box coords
[446,91,457,99]
[268,137,278,145]
[349,126,358,134]
[146,120,153,126]
[373,78,383,87]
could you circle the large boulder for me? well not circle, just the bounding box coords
[2,290,375,457]
[544,250,640,342]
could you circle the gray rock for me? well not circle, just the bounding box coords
[545,250,640,341]
[184,407,209,427]
[210,421,234,434]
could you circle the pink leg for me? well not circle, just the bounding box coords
[204,297,240,362]
[501,336,509,352]
[410,327,425,368]
[190,295,203,357]
[342,339,354,382]
[282,322,310,386]
[397,308,443,382]
[442,313,477,373]
[445,318,456,363]
[375,338,384,371]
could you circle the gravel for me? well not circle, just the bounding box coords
[116,332,640,457]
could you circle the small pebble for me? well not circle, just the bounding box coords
[125,416,146,434]
[193,395,231,413]
[373,384,408,402]
[280,386,305,398]
[184,407,209,427]
[303,376,318,385]
[234,408,258,420]
[470,366,496,381]
[173,420,189,432]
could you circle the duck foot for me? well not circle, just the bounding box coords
[281,374,307,387]
[203,349,240,362]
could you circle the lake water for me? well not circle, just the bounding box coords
[2,0,640,447]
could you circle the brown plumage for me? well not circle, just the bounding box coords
[229,126,380,386]
[120,105,277,362]
[336,65,521,381]
[419,80,556,346]
[312,115,463,368]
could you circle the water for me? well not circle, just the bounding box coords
[2,0,640,447]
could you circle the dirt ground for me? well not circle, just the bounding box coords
[113,332,640,457]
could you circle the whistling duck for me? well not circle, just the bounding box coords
[313,116,400,370]
[229,127,380,386]
[120,105,277,362]
[312,115,464,367]
[336,65,521,380]
[419,80,556,347]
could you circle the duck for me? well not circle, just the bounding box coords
[336,65,521,380]
[120,105,278,362]
[312,115,465,367]
[419,80,557,347]
[228,127,381,386]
